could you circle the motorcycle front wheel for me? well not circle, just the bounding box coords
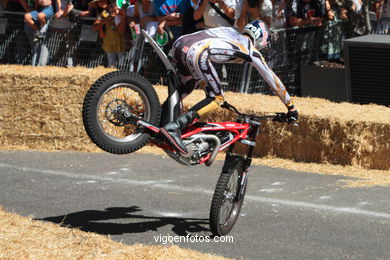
[209,156,247,236]
[82,71,160,154]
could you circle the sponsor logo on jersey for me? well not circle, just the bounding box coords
[182,46,189,53]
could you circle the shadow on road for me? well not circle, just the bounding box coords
[37,206,210,236]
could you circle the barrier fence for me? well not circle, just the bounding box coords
[0,11,346,95]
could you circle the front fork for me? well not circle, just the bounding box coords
[224,123,261,201]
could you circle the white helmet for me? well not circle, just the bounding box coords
[242,20,271,50]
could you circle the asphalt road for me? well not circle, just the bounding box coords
[1,151,390,260]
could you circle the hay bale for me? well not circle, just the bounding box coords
[0,207,231,260]
[0,65,389,170]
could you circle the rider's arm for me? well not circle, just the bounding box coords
[250,49,295,111]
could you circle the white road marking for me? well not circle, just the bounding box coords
[0,163,174,186]
[153,211,200,218]
[1,163,390,220]
[260,188,283,193]
[76,180,97,185]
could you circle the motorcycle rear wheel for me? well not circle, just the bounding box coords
[82,71,160,154]
[210,156,247,236]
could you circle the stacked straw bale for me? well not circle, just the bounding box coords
[0,66,114,152]
[0,65,389,170]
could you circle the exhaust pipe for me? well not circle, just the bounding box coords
[183,134,221,166]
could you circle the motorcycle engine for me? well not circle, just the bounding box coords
[163,134,216,166]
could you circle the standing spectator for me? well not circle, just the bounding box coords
[24,0,63,41]
[153,0,190,35]
[2,0,31,12]
[90,0,110,37]
[181,0,204,34]
[374,0,390,33]
[62,0,96,21]
[93,1,128,67]
[128,0,159,38]
[345,0,362,15]
[286,0,334,27]
[49,0,78,67]
[339,0,366,36]
[271,0,289,28]
[237,0,273,30]
[192,0,237,28]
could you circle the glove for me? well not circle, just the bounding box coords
[286,110,299,123]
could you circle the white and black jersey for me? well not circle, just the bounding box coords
[171,26,293,108]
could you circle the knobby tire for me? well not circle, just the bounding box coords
[210,156,247,236]
[82,70,160,154]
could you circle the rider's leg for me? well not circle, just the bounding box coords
[161,42,224,154]
[160,90,224,154]
[160,76,199,154]
[192,94,225,119]
[160,110,199,154]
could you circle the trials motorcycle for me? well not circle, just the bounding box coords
[82,30,291,236]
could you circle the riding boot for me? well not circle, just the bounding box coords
[160,110,199,154]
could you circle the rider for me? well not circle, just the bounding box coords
[160,20,299,154]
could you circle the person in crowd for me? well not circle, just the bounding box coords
[344,0,362,15]
[128,0,159,38]
[24,0,63,41]
[153,0,190,36]
[93,1,128,67]
[192,0,236,28]
[237,0,273,30]
[62,0,114,22]
[374,0,390,33]
[270,0,289,28]
[160,20,298,154]
[49,0,78,67]
[181,0,204,34]
[286,0,334,27]
[1,0,31,12]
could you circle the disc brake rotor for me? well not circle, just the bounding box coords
[105,98,132,126]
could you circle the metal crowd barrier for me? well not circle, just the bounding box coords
[0,11,346,95]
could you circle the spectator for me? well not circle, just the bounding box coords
[49,0,77,67]
[193,0,237,28]
[339,0,367,36]
[153,0,190,35]
[374,0,390,33]
[24,0,63,41]
[286,0,334,27]
[63,0,102,21]
[128,0,159,38]
[345,0,362,15]
[237,0,273,30]
[181,0,204,34]
[2,0,31,12]
[271,0,289,28]
[93,1,128,67]
[326,0,346,20]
